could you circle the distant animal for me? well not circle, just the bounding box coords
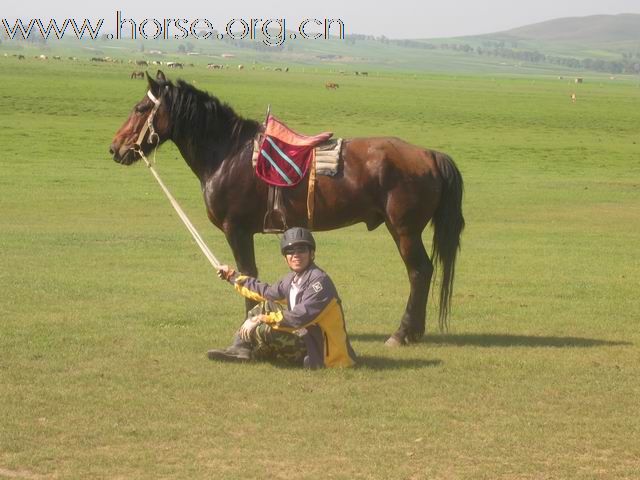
[570,93,576,103]
[136,60,148,66]
[130,71,145,79]
[207,63,223,69]
[238,64,244,70]
[18,55,25,60]
[325,82,339,90]
[166,62,183,69]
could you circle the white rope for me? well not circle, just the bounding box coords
[138,149,222,270]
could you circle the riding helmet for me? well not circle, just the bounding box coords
[280,227,316,254]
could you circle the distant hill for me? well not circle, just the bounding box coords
[475,13,640,46]
[435,13,640,75]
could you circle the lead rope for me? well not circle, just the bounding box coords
[132,89,222,270]
[135,146,222,270]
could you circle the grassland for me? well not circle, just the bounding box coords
[1,54,639,479]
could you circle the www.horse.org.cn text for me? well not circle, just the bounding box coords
[1,11,346,47]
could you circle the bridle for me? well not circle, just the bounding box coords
[132,88,166,159]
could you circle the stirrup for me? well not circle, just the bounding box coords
[263,185,288,233]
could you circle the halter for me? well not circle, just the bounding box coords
[132,89,164,157]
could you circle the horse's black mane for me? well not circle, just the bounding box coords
[165,79,259,153]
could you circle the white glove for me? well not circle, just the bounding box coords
[239,316,260,342]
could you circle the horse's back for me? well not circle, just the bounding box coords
[343,137,443,186]
[251,136,448,231]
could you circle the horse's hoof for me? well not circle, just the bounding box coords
[384,335,406,347]
[385,331,424,347]
[406,332,424,343]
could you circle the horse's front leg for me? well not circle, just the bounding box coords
[224,226,258,315]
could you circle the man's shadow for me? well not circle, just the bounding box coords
[350,332,632,348]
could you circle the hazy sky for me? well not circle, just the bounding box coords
[3,0,640,38]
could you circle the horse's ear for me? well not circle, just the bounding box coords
[156,70,166,82]
[146,71,160,95]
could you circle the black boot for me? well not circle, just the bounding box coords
[207,333,253,362]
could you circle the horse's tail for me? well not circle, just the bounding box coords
[431,152,465,331]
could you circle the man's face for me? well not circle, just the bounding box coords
[284,245,313,273]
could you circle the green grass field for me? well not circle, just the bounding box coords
[1,54,639,479]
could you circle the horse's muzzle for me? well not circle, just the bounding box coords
[110,143,138,165]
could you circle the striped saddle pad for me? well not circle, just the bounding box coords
[253,115,338,187]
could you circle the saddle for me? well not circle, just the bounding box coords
[255,115,332,187]
[252,115,342,232]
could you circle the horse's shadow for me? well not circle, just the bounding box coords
[350,333,632,348]
[356,356,443,370]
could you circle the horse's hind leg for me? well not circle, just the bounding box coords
[385,230,433,346]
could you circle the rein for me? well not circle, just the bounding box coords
[131,90,223,270]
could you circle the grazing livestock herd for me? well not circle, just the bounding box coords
[7,53,78,61]
[3,52,369,90]
[0,53,600,99]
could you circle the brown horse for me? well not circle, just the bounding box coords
[109,71,464,346]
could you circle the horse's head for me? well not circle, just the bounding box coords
[109,70,173,165]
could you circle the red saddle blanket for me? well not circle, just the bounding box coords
[256,115,332,187]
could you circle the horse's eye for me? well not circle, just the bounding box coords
[135,105,148,114]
